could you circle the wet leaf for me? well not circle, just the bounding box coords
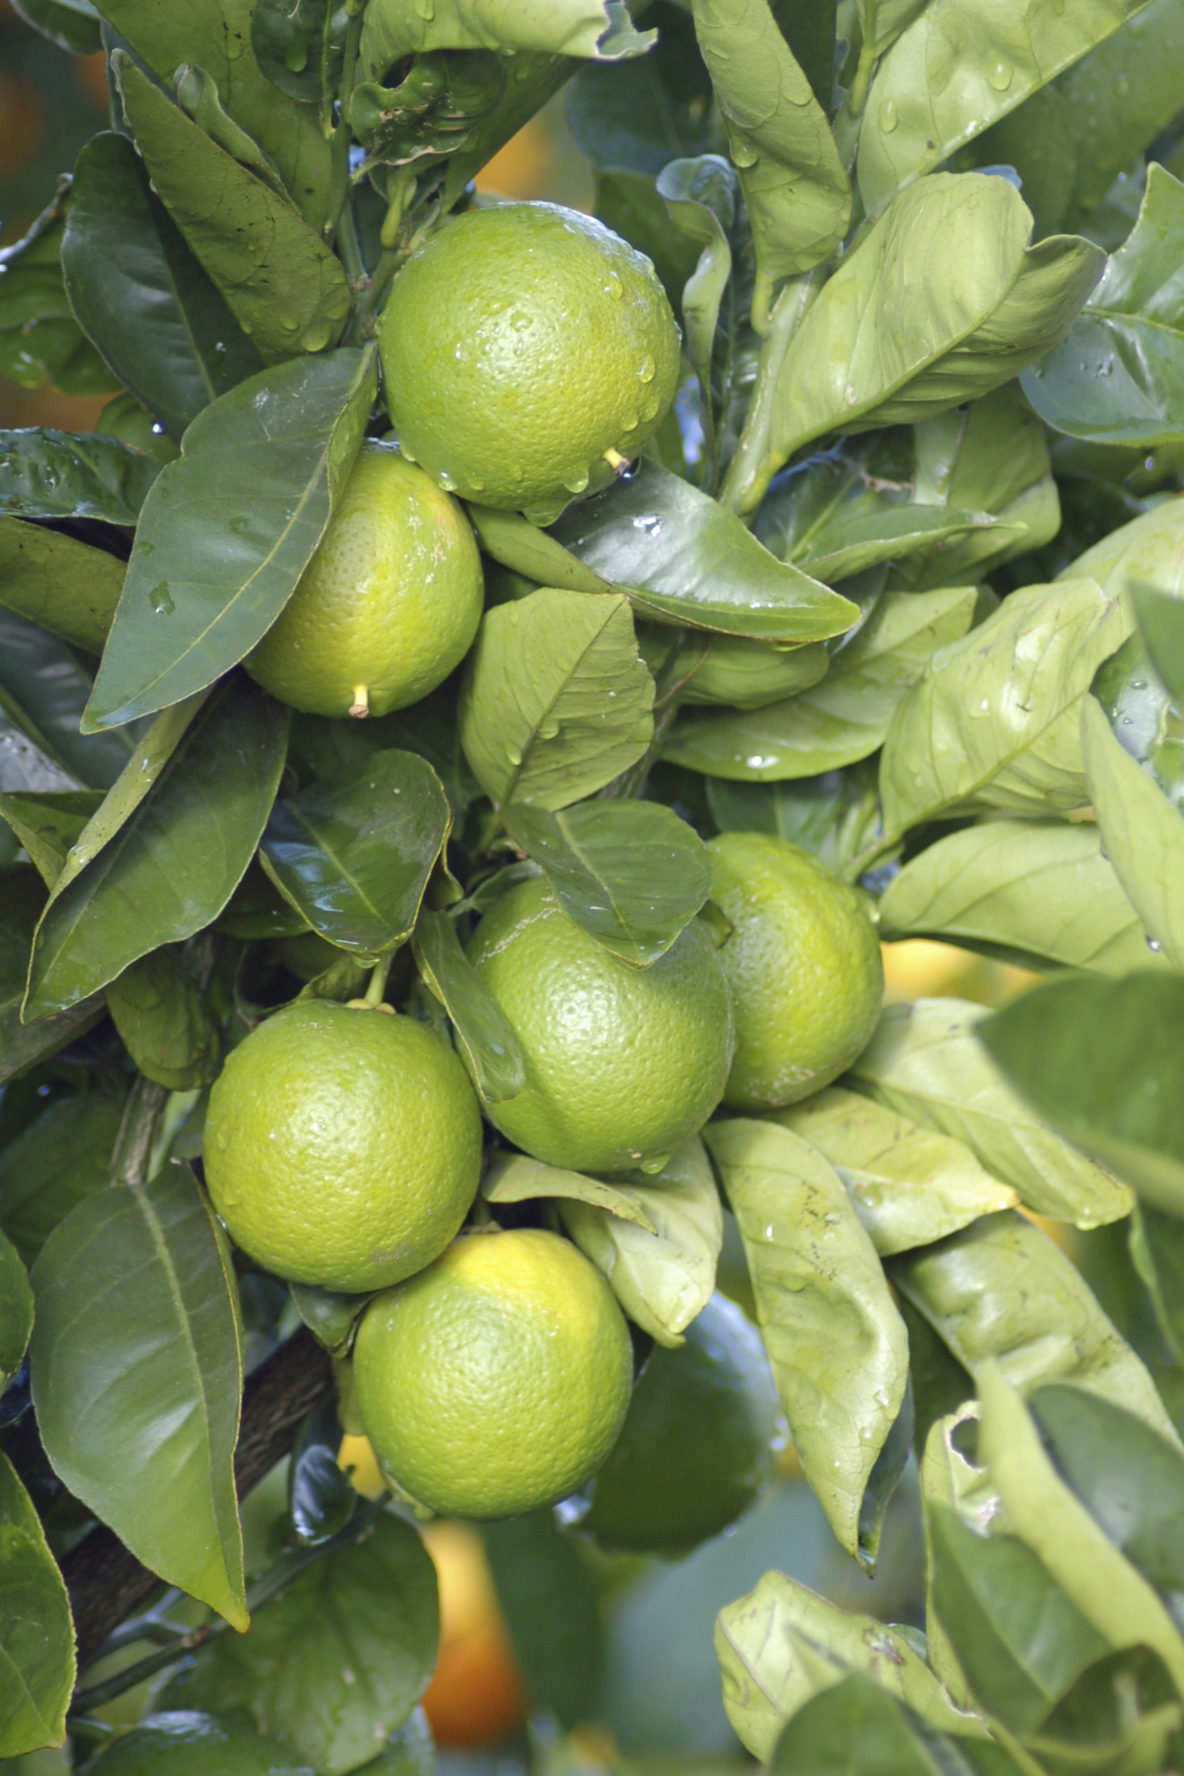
[412,909,525,1104]
[0,791,104,888]
[0,519,123,655]
[0,1451,74,1758]
[288,1401,357,1547]
[766,1672,991,1775]
[0,196,113,396]
[0,428,159,524]
[10,0,99,55]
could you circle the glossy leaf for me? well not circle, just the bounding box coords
[856,0,1152,214]
[0,1093,123,1266]
[502,798,711,966]
[0,1451,74,1759]
[27,679,289,1017]
[359,0,652,76]
[262,751,451,954]
[560,1137,721,1347]
[879,578,1129,837]
[289,1402,357,1547]
[467,504,612,596]
[482,1152,658,1231]
[458,588,653,810]
[690,0,850,279]
[85,348,375,729]
[0,869,101,1087]
[716,1569,981,1763]
[0,613,141,793]
[664,587,975,780]
[980,972,1184,1217]
[0,1229,33,1389]
[0,428,159,524]
[1081,693,1184,971]
[105,949,222,1090]
[550,460,859,642]
[852,999,1132,1227]
[163,1512,439,1774]
[673,630,830,710]
[29,1165,247,1626]
[705,1117,909,1560]
[879,817,1168,974]
[62,131,263,440]
[890,1209,1178,1442]
[773,1087,1017,1257]
[0,519,123,655]
[412,909,525,1104]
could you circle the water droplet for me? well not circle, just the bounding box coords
[1148,936,1164,952]
[987,59,1012,90]
[731,140,758,168]
[505,744,523,766]
[468,474,485,493]
[149,581,175,616]
[563,471,590,494]
[637,354,656,384]
[300,318,334,352]
[229,515,250,535]
[638,1151,671,1175]
[224,28,246,59]
[539,720,560,740]
[284,42,308,72]
[879,100,898,133]
[640,395,660,423]
[415,0,435,16]
[138,540,155,559]
[631,514,662,537]
[437,470,458,491]
[604,273,623,300]
[150,421,165,436]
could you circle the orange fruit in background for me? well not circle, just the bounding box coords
[0,72,43,175]
[420,1520,528,1748]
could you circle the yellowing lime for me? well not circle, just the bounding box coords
[378,202,681,519]
[352,1227,633,1520]
[245,442,483,719]
[203,1000,483,1293]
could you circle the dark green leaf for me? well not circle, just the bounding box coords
[0,1229,33,1389]
[0,519,123,655]
[29,1165,247,1626]
[705,762,882,877]
[1028,1644,1181,1775]
[0,195,111,394]
[105,948,222,1090]
[10,0,100,55]
[252,0,348,104]
[0,790,103,887]
[289,1401,357,1546]
[0,1451,74,1759]
[62,132,263,441]
[656,155,736,471]
[0,613,143,793]
[502,798,711,966]
[566,3,713,174]
[980,972,1184,1217]
[0,869,102,1088]
[0,1092,122,1267]
[85,348,375,730]
[481,1151,658,1230]
[289,1282,372,1355]
[26,678,289,1017]
[262,751,450,955]
[412,909,525,1103]
[1130,1203,1184,1364]
[353,1709,435,1775]
[1135,584,1184,703]
[359,0,653,76]
[0,429,159,524]
[481,1511,604,1731]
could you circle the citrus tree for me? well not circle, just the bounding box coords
[2,0,1184,1772]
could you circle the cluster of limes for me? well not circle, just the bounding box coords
[203,202,883,1551]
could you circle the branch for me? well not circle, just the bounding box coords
[63,1326,335,1674]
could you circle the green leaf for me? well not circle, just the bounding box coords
[705,1117,909,1560]
[0,519,123,655]
[114,55,350,364]
[0,1093,123,1266]
[1135,584,1184,703]
[1131,1203,1184,1363]
[890,1209,1179,1442]
[0,1452,74,1759]
[879,578,1129,838]
[105,949,222,1090]
[656,155,736,468]
[289,1282,371,1356]
[879,817,1168,974]
[412,909,525,1104]
[1064,479,1184,597]
[62,132,263,441]
[0,614,141,793]
[766,1672,986,1775]
[502,798,711,966]
[0,428,159,524]
[481,1152,658,1231]
[749,175,1102,503]
[29,1165,247,1627]
[360,0,653,76]
[0,1228,33,1389]
[566,2,713,174]
[261,751,451,955]
[705,761,882,877]
[715,1570,981,1763]
[1081,693,1184,971]
[458,588,653,810]
[773,1087,1017,1257]
[480,1511,605,1731]
[26,679,289,1017]
[163,1512,439,1774]
[1024,167,1184,447]
[0,791,103,888]
[852,999,1133,1226]
[10,0,100,55]
[0,197,111,395]
[856,0,928,59]
[85,347,375,730]
[664,587,975,780]
[550,460,859,642]
[252,0,348,104]
[560,1136,721,1347]
[596,165,706,317]
[690,0,851,280]
[980,972,1184,1218]
[856,0,1152,214]
[1027,1645,1182,1776]
[353,1709,435,1775]
[0,870,102,1087]
[673,630,830,711]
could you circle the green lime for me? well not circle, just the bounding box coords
[203,1000,483,1292]
[352,1227,633,1519]
[378,202,681,520]
[83,1712,312,1774]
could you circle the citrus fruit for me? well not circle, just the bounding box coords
[245,441,483,718]
[707,831,883,1109]
[578,1293,786,1556]
[352,1227,633,1519]
[203,1000,483,1293]
[378,202,681,520]
[465,877,734,1174]
[83,1711,312,1774]
[420,1520,528,1747]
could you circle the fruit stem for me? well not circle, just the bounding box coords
[349,683,370,718]
[363,952,394,1008]
[604,447,633,477]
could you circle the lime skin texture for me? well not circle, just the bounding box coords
[202,999,484,1294]
[378,201,681,519]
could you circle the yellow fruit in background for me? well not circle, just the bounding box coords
[707,832,883,1109]
[420,1521,528,1748]
[203,1000,483,1293]
[352,1227,633,1520]
[465,877,734,1174]
[378,202,681,519]
[245,442,483,719]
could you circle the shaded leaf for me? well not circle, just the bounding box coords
[0,195,113,396]
[0,428,159,524]
[481,1152,658,1231]
[0,613,141,793]
[503,798,711,966]
[671,629,830,711]
[252,0,349,105]
[262,751,451,955]
[0,1229,33,1389]
[0,520,123,656]
[1081,693,1184,971]
[10,0,99,56]
[656,155,736,470]
[481,1510,605,1731]
[1130,1203,1184,1364]
[412,909,525,1104]
[1136,583,1184,704]
[773,1087,1017,1257]
[0,791,104,888]
[29,1165,247,1626]
[105,949,222,1090]
[289,1401,357,1547]
[0,869,102,1088]
[560,1137,721,1347]
[566,3,713,175]
[0,1451,74,1759]
[1027,1645,1181,1776]
[705,761,882,878]
[458,588,653,810]
[85,348,375,730]
[289,1283,371,1356]
[0,1093,123,1266]
[360,0,653,77]
[705,1117,909,1560]
[767,1672,988,1775]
